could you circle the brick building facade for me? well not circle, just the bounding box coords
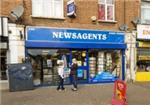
[0,0,142,86]
[1,0,140,31]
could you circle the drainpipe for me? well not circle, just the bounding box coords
[124,0,126,25]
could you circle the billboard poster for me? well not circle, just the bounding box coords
[137,25,150,40]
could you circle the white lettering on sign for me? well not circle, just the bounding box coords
[52,32,107,40]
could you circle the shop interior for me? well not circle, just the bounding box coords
[137,49,150,72]
[137,60,150,72]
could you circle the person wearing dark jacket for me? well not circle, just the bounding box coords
[70,58,78,91]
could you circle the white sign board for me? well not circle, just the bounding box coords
[137,25,150,40]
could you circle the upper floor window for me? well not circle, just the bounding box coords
[32,0,64,19]
[98,0,115,21]
[141,1,150,24]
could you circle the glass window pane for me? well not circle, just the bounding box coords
[142,8,150,20]
[28,49,70,85]
[54,2,63,18]
[53,0,63,18]
[0,51,7,80]
[98,4,105,20]
[43,0,52,17]
[107,6,113,20]
[32,0,64,18]
[98,0,105,4]
[55,0,62,1]
[141,1,150,7]
[89,50,122,80]
[32,0,43,17]
[106,0,114,4]
[141,2,150,24]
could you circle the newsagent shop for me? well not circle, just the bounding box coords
[25,26,126,86]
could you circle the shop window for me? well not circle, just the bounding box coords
[98,0,115,21]
[137,48,150,72]
[28,49,70,85]
[32,0,64,19]
[137,60,150,72]
[141,1,150,24]
[0,50,7,80]
[89,49,121,81]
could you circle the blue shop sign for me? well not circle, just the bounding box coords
[26,27,126,49]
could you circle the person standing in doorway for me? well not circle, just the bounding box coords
[70,58,78,91]
[57,60,65,91]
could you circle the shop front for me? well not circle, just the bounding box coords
[136,25,150,82]
[25,27,126,86]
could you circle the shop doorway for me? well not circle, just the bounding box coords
[71,50,89,83]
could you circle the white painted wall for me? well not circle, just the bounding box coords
[7,24,25,64]
[125,32,137,81]
[0,24,25,87]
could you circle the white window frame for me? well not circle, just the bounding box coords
[141,1,150,24]
[98,0,115,22]
[32,0,64,19]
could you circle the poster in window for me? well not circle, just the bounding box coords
[98,4,105,20]
[47,59,52,67]
[107,6,113,20]
[77,69,83,78]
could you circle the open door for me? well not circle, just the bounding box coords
[71,49,89,83]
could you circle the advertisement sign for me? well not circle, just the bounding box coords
[47,59,52,67]
[26,27,126,49]
[112,80,127,105]
[115,80,126,100]
[91,71,118,82]
[138,41,150,47]
[137,25,150,40]
[67,0,76,17]
[8,63,34,92]
[26,27,125,43]
[77,69,84,78]
[138,55,150,60]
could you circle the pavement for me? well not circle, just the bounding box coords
[1,82,150,105]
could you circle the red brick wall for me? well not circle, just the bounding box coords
[1,0,140,31]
